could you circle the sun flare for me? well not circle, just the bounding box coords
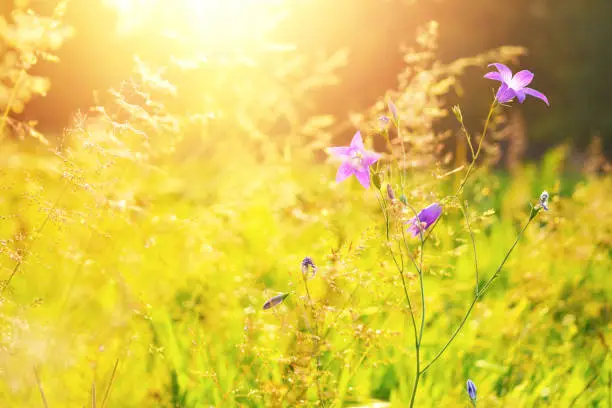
[105,0,288,51]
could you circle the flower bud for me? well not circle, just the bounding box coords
[466,379,477,401]
[386,183,396,201]
[263,293,290,310]
[301,257,317,278]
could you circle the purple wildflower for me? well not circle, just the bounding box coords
[466,379,477,402]
[262,293,290,310]
[406,203,442,237]
[328,131,382,189]
[301,256,317,278]
[484,63,549,106]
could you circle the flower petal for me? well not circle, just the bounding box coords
[350,131,364,150]
[407,222,420,237]
[362,150,382,166]
[484,71,502,81]
[523,87,549,106]
[495,83,516,103]
[353,168,371,189]
[489,63,512,82]
[328,146,352,158]
[515,89,527,103]
[336,161,354,183]
[418,203,442,227]
[512,70,534,88]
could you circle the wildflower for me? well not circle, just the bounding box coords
[539,190,549,211]
[386,183,396,201]
[406,203,442,237]
[387,99,398,123]
[484,63,549,106]
[328,131,382,189]
[301,257,317,278]
[262,292,290,310]
[466,379,477,402]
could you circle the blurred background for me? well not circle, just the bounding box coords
[5,0,612,158]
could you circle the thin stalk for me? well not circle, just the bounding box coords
[34,367,49,408]
[391,242,419,344]
[460,200,479,294]
[301,271,323,404]
[0,70,25,141]
[461,125,475,160]
[456,98,497,195]
[380,129,395,183]
[2,183,69,292]
[400,203,427,408]
[100,359,119,408]
[408,363,421,408]
[91,379,97,408]
[421,214,535,374]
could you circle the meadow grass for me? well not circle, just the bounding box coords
[0,133,609,407]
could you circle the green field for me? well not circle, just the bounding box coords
[0,134,609,407]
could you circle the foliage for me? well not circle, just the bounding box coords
[0,0,72,142]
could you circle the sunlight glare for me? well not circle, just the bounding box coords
[105,0,289,51]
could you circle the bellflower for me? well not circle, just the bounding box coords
[262,293,290,310]
[328,131,382,189]
[466,379,477,402]
[406,203,442,237]
[484,63,549,106]
[301,256,317,278]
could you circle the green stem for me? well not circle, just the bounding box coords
[301,269,323,403]
[420,214,535,374]
[456,98,497,195]
[460,200,479,295]
[408,365,421,408]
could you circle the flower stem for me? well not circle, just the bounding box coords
[456,98,497,195]
[420,213,535,374]
[459,200,479,295]
[301,270,323,403]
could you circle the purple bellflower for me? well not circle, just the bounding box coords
[328,131,382,189]
[466,379,477,402]
[301,256,317,278]
[484,63,549,106]
[406,203,442,237]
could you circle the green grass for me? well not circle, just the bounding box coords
[0,136,609,407]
